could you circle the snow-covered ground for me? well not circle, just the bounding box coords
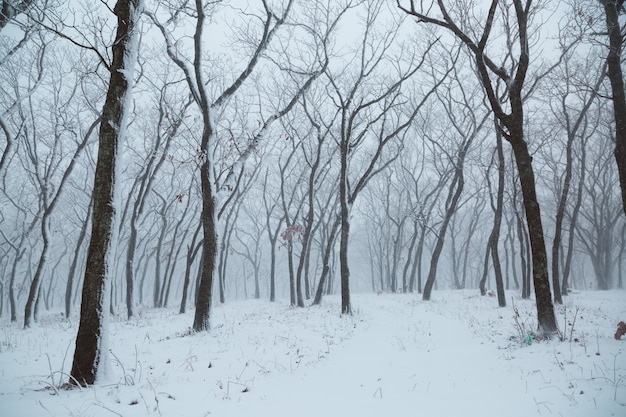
[0,290,624,417]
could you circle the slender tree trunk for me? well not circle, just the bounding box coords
[304,247,312,300]
[70,0,143,386]
[287,239,297,306]
[423,132,474,300]
[552,139,573,302]
[8,249,25,322]
[512,181,530,298]
[506,219,520,290]
[423,173,464,300]
[479,244,491,296]
[269,236,277,302]
[66,202,92,319]
[415,226,427,294]
[24,218,51,328]
[403,221,419,292]
[312,216,340,306]
[491,129,506,307]
[125,223,137,318]
[339,141,351,314]
[153,197,168,307]
[296,135,323,305]
[180,225,202,314]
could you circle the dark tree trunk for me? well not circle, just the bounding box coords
[602,0,626,217]
[192,132,218,331]
[70,0,143,386]
[509,132,558,333]
[125,223,137,318]
[339,141,351,314]
[491,129,506,307]
[192,0,220,332]
[479,244,490,296]
[153,197,167,307]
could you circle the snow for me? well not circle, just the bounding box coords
[1,290,624,417]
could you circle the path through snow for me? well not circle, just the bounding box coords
[0,291,624,417]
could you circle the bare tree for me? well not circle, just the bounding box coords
[576,121,623,289]
[147,0,328,331]
[262,168,285,302]
[542,47,606,301]
[422,102,488,301]
[399,0,559,334]
[327,0,448,314]
[123,85,192,317]
[22,110,99,327]
[599,0,626,216]
[70,0,144,386]
[479,123,506,307]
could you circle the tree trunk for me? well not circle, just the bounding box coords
[509,133,558,333]
[66,202,92,319]
[296,134,324,305]
[153,197,167,307]
[24,217,51,328]
[479,243,491,296]
[423,173,464,301]
[339,141,351,314]
[491,129,506,308]
[192,135,218,331]
[603,0,626,217]
[70,0,143,386]
[423,129,475,300]
[8,248,25,322]
[287,239,297,306]
[403,221,419,292]
[180,225,202,314]
[512,183,530,299]
[312,216,340,306]
[269,236,277,302]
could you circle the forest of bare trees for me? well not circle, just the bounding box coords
[0,0,625,384]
